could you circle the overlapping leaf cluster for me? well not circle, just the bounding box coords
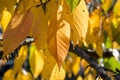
[1,0,120,80]
[0,0,88,80]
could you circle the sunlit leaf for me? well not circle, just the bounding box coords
[3,9,33,56]
[71,0,88,44]
[66,0,80,12]
[113,0,120,16]
[29,43,44,78]
[30,6,48,50]
[1,10,12,32]
[13,45,28,73]
[77,76,83,80]
[50,64,65,80]
[46,0,70,67]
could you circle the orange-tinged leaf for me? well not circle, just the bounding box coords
[31,6,48,50]
[29,43,44,78]
[47,0,70,67]
[3,9,33,56]
[61,0,88,45]
[13,45,28,73]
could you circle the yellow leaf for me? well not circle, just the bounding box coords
[1,10,12,32]
[71,0,89,44]
[103,17,112,41]
[85,9,103,57]
[86,9,100,44]
[2,69,15,80]
[13,45,28,73]
[3,8,33,56]
[93,36,103,57]
[72,56,81,76]
[50,64,65,80]
[101,0,113,12]
[41,49,57,80]
[46,0,70,67]
[16,69,32,80]
[77,76,83,80]
[114,0,120,16]
[84,73,94,80]
[30,6,48,50]
[29,43,44,78]
[67,52,81,76]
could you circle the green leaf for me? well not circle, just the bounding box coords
[105,36,112,48]
[66,0,80,12]
[104,57,120,71]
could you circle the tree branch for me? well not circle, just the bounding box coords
[69,42,111,80]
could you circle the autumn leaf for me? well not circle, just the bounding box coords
[13,45,28,73]
[72,56,81,76]
[30,6,48,50]
[41,49,57,80]
[42,49,65,80]
[2,69,15,80]
[70,0,89,45]
[29,43,44,78]
[85,9,103,57]
[66,52,81,76]
[16,70,32,80]
[1,10,12,32]
[103,17,112,48]
[113,0,120,16]
[61,0,88,45]
[46,0,71,67]
[101,0,114,12]
[50,64,65,80]
[3,9,33,56]
[0,0,17,14]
